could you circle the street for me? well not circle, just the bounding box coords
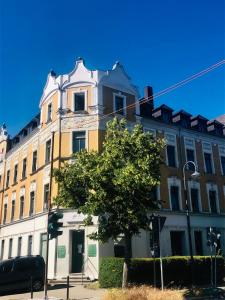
[0,284,106,300]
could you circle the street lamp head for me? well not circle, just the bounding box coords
[191,171,200,180]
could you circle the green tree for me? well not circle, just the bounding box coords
[54,118,164,287]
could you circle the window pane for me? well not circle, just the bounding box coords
[191,188,199,212]
[221,156,225,176]
[72,132,86,153]
[74,93,85,111]
[115,96,124,115]
[167,145,176,167]
[45,140,51,163]
[194,231,203,255]
[204,153,213,173]
[209,190,217,213]
[170,231,185,256]
[170,186,180,211]
[32,151,37,172]
[186,149,195,170]
[29,192,35,216]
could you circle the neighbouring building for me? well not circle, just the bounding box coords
[0,58,224,279]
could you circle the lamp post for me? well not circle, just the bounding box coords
[182,161,200,261]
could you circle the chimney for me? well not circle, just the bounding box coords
[140,86,154,117]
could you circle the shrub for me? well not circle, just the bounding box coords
[99,256,224,288]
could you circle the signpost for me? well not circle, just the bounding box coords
[149,214,166,290]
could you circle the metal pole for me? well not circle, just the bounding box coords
[153,256,156,289]
[214,248,217,287]
[44,131,55,299]
[66,275,70,300]
[30,276,33,299]
[210,245,213,286]
[158,216,164,290]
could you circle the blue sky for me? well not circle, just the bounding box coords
[0,0,224,136]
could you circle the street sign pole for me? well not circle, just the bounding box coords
[44,131,55,300]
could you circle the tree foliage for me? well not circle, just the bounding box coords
[54,117,164,241]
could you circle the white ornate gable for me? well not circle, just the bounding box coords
[62,58,97,89]
[99,62,140,97]
[39,72,60,107]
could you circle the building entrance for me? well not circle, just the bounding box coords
[71,230,85,273]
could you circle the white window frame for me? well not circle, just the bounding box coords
[143,127,156,137]
[113,92,127,116]
[206,183,220,214]
[187,180,202,212]
[184,137,198,169]
[202,142,215,174]
[167,177,182,211]
[72,90,88,112]
[165,133,178,168]
[70,130,88,155]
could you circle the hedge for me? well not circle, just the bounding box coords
[99,256,225,288]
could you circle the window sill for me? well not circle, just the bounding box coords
[12,182,18,186]
[20,177,27,182]
[73,110,88,115]
[30,169,38,176]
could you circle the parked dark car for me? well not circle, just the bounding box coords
[0,255,45,294]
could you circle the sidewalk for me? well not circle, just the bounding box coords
[0,284,106,300]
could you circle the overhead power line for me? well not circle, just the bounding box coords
[76,59,225,128]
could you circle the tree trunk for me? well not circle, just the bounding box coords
[122,234,132,288]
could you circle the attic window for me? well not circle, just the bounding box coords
[114,95,126,115]
[23,129,28,137]
[32,122,37,130]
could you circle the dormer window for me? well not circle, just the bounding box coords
[47,103,52,122]
[114,94,126,115]
[74,92,85,111]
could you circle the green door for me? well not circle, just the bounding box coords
[72,230,85,273]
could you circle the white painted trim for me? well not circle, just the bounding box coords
[165,133,178,167]
[187,180,202,212]
[206,183,220,214]
[202,142,215,174]
[143,127,156,137]
[113,92,127,116]
[167,177,182,211]
[70,129,88,155]
[72,90,88,112]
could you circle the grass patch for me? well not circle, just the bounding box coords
[101,286,184,300]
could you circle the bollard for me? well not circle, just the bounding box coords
[66,275,70,300]
[30,276,33,299]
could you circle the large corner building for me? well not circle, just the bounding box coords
[0,58,224,279]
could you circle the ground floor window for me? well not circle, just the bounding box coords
[0,240,4,260]
[170,231,185,256]
[194,231,203,255]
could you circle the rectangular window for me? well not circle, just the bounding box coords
[190,188,199,212]
[186,149,195,171]
[45,139,51,164]
[27,235,33,255]
[13,164,18,183]
[43,183,50,210]
[115,95,124,115]
[221,156,225,176]
[47,103,52,122]
[22,158,27,179]
[204,152,213,174]
[32,150,37,173]
[8,238,13,258]
[11,200,15,222]
[0,240,5,260]
[74,92,85,111]
[72,131,86,153]
[6,170,10,188]
[19,196,24,219]
[17,237,22,256]
[209,190,218,214]
[194,231,203,255]
[170,231,185,256]
[29,191,35,216]
[167,145,176,167]
[170,186,180,211]
[3,204,7,224]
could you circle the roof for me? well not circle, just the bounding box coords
[215,114,225,125]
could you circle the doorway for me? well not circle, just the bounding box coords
[71,230,85,273]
